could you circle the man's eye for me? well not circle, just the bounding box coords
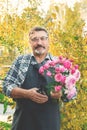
[31,36,48,42]
[41,37,48,41]
[31,38,38,41]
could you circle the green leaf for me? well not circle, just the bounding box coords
[3,101,8,114]
[0,93,4,102]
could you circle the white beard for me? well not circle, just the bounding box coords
[35,49,46,55]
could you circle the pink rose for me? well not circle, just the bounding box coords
[73,69,80,81]
[59,65,66,72]
[61,76,66,83]
[70,67,76,74]
[66,87,77,100]
[55,67,60,73]
[46,71,52,77]
[55,85,62,91]
[54,73,63,82]
[43,63,50,70]
[49,60,56,66]
[74,65,79,69]
[65,75,76,88]
[39,66,44,74]
[63,59,72,69]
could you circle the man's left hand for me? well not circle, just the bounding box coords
[50,90,62,99]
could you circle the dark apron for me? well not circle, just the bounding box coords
[12,59,60,130]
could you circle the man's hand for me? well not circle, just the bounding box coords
[27,88,48,104]
[50,90,62,99]
[11,87,48,104]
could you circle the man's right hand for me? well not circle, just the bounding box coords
[27,88,48,103]
[11,87,48,104]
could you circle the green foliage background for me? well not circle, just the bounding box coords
[0,0,87,129]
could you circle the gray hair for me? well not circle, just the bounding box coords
[29,26,49,37]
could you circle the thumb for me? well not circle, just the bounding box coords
[33,88,39,91]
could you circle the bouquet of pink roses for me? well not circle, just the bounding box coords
[39,56,80,101]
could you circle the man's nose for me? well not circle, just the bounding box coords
[37,39,42,44]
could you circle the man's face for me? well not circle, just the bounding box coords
[29,31,49,56]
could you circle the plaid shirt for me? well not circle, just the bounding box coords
[3,53,55,97]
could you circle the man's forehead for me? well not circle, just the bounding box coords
[30,31,47,37]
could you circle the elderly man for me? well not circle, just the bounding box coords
[3,26,62,130]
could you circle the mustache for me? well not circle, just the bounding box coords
[35,45,45,49]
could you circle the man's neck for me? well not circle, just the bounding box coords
[34,53,47,63]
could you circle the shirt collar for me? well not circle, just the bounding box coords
[30,53,52,65]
